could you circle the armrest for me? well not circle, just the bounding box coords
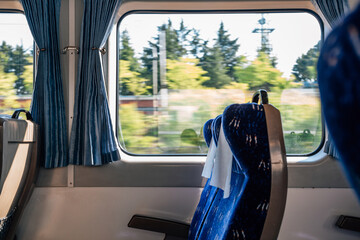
[128,215,189,240]
[336,215,360,233]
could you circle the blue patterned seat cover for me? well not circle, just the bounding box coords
[317,4,360,200]
[196,103,271,240]
[212,115,222,146]
[189,115,223,239]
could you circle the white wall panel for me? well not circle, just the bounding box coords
[18,187,202,240]
[279,188,360,240]
[18,187,360,239]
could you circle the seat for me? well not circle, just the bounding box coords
[317,3,360,200]
[189,115,223,239]
[196,100,287,240]
[0,110,39,240]
[128,116,224,240]
[189,119,216,239]
[128,92,287,240]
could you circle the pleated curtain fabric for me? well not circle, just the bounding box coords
[313,0,349,160]
[20,0,68,168]
[312,0,349,27]
[324,135,341,160]
[317,4,360,199]
[69,0,121,166]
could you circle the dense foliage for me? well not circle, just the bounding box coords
[0,41,33,114]
[119,21,319,95]
[118,20,321,154]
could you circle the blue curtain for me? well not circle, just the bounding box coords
[69,0,121,166]
[20,0,68,168]
[312,0,349,27]
[324,134,340,159]
[313,0,349,160]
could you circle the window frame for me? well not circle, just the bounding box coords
[113,2,326,164]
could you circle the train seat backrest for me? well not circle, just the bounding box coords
[203,119,213,147]
[188,115,223,239]
[211,115,222,146]
[0,111,38,240]
[317,4,360,200]
[196,102,287,240]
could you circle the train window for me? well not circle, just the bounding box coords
[117,12,322,156]
[0,12,33,116]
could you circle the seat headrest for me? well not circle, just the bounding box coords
[223,103,268,174]
[211,115,222,146]
[203,119,213,147]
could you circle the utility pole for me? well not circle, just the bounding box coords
[159,30,168,109]
[152,46,158,97]
[152,45,159,139]
[252,14,275,54]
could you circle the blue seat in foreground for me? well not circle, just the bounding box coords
[128,98,287,240]
[188,119,216,239]
[189,115,223,239]
[197,102,287,240]
[318,4,360,200]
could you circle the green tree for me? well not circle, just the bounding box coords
[0,42,21,113]
[214,22,240,79]
[5,45,31,95]
[235,52,294,91]
[200,45,232,88]
[140,45,154,85]
[141,19,189,65]
[0,41,12,65]
[1,42,32,96]
[176,20,191,49]
[21,56,34,94]
[119,30,150,95]
[119,60,151,95]
[141,20,192,92]
[199,22,241,88]
[119,104,156,152]
[158,19,187,60]
[0,66,20,113]
[189,29,205,59]
[256,34,278,68]
[166,58,209,89]
[119,30,140,72]
[292,42,320,82]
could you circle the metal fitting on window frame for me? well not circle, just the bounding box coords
[91,47,106,55]
[62,46,80,54]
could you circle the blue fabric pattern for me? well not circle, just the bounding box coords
[203,119,213,147]
[20,0,68,168]
[212,115,222,145]
[318,4,360,200]
[197,103,270,240]
[69,0,122,166]
[189,117,223,239]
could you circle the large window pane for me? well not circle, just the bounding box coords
[118,12,322,155]
[0,13,33,116]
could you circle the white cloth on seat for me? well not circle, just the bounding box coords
[202,122,233,198]
[202,139,216,179]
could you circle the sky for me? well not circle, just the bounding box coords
[119,12,322,78]
[0,13,33,51]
